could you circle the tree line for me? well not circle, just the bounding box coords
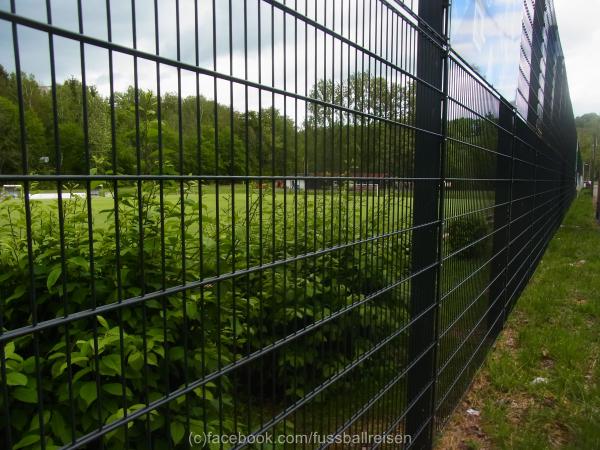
[0,64,498,182]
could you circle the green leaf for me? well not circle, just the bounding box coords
[0,271,12,283]
[127,403,146,413]
[68,256,89,270]
[22,357,36,374]
[49,341,67,353]
[147,352,158,366]
[100,354,122,375]
[170,421,185,445]
[103,383,131,397]
[29,410,51,432]
[72,367,92,383]
[70,356,89,366]
[12,387,38,404]
[47,266,62,290]
[79,382,97,407]
[193,387,214,400]
[47,352,65,361]
[6,372,28,386]
[55,355,88,377]
[6,284,26,304]
[106,407,125,424]
[5,341,17,358]
[96,315,109,330]
[50,410,70,445]
[13,434,40,450]
[128,351,144,371]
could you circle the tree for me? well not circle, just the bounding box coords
[87,86,111,168]
[575,113,600,180]
[58,122,84,174]
[307,72,414,127]
[114,88,178,174]
[0,65,9,97]
[0,96,21,174]
[305,72,415,176]
[446,115,498,180]
[0,67,312,179]
[0,96,47,174]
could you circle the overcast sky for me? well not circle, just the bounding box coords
[0,0,596,118]
[554,0,600,118]
[1,0,405,114]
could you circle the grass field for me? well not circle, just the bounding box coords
[436,189,600,450]
[4,183,494,225]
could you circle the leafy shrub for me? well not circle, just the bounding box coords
[446,214,490,258]
[0,184,409,449]
[1,185,233,449]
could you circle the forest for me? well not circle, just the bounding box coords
[0,64,497,183]
[0,65,420,180]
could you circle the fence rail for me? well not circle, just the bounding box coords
[0,0,576,449]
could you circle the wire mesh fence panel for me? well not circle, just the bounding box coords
[0,0,576,449]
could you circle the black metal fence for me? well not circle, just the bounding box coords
[0,0,576,449]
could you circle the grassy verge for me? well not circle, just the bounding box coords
[437,189,600,450]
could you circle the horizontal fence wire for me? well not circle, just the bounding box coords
[0,0,576,449]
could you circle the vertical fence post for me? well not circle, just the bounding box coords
[506,112,519,314]
[406,1,447,447]
[489,102,515,337]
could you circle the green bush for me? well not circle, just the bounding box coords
[446,214,490,258]
[0,183,409,449]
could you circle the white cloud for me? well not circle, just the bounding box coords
[554,0,600,117]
